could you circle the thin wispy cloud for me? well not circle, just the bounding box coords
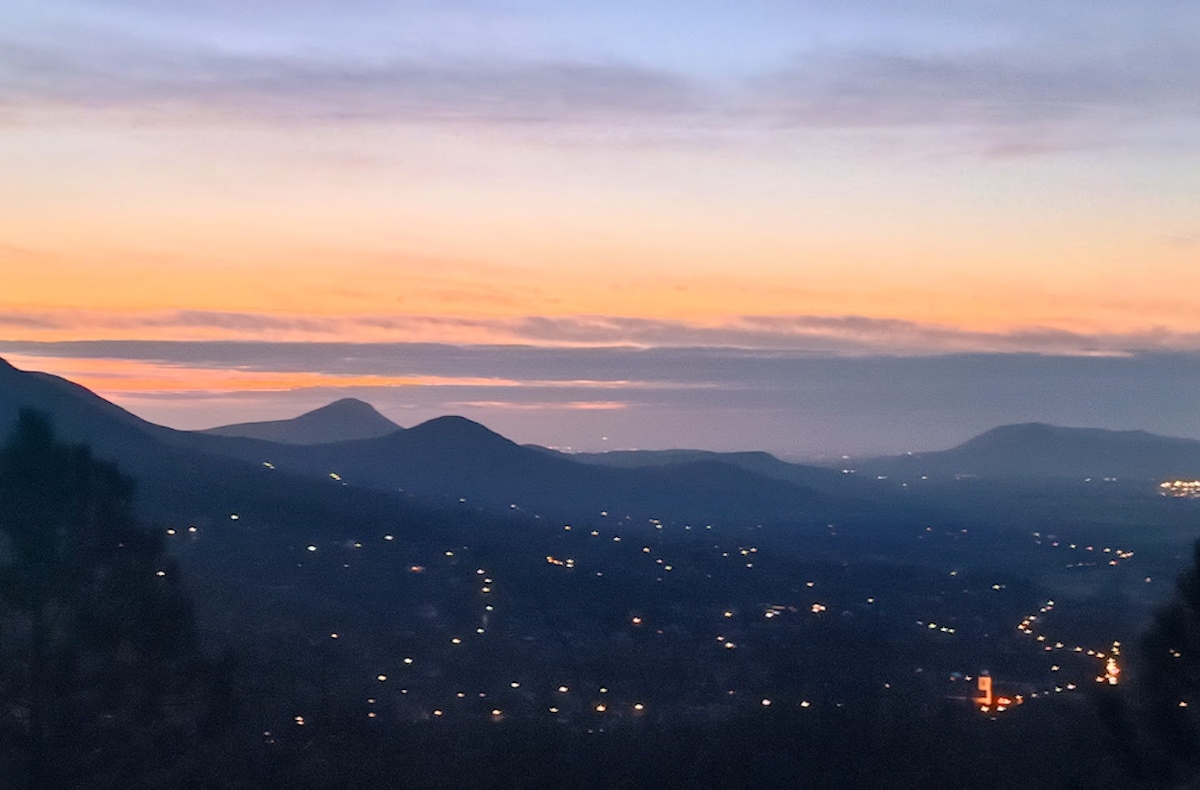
[749,45,1200,153]
[3,3,1197,153]
[0,38,702,127]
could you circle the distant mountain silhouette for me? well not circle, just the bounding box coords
[856,422,1200,480]
[533,447,871,497]
[200,398,401,444]
[0,356,855,524]
[11,353,1200,524]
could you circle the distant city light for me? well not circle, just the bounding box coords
[1161,480,1200,499]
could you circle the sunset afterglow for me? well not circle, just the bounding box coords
[2,1,1198,452]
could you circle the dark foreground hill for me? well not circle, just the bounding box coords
[200,397,401,444]
[0,357,424,530]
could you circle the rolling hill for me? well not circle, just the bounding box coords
[534,447,875,497]
[195,414,859,523]
[855,422,1200,481]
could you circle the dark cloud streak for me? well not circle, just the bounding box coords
[5,310,1200,356]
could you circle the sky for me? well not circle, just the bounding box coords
[1,1,1198,456]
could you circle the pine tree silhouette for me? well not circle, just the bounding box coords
[0,409,229,787]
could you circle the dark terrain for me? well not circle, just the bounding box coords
[3,354,1200,786]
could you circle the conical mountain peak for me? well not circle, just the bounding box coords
[200,398,402,445]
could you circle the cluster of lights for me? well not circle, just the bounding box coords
[978,695,1024,715]
[1033,533,1136,564]
[1094,643,1123,685]
[257,505,1155,734]
[919,620,956,634]
[1015,600,1124,697]
[1161,480,1200,498]
[351,670,842,727]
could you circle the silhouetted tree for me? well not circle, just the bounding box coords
[1122,538,1200,785]
[1095,538,1200,786]
[0,409,229,787]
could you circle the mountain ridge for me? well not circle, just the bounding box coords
[530,446,873,497]
[0,356,855,524]
[9,354,1196,524]
[855,421,1200,480]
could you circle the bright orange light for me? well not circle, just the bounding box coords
[1106,657,1121,685]
[974,675,993,708]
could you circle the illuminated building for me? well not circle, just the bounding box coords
[975,671,993,709]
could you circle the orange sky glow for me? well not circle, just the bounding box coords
[1,0,1198,451]
[1,1,1198,455]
